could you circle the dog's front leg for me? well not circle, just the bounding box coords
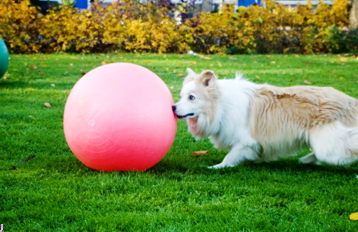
[208,144,259,169]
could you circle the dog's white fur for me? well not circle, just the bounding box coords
[173,68,358,169]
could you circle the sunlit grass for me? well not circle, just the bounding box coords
[1,53,358,231]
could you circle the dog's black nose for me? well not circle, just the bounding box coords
[172,105,176,112]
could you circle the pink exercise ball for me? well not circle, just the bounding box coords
[63,63,177,171]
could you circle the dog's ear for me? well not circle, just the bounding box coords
[199,70,217,87]
[187,68,196,76]
[183,68,196,85]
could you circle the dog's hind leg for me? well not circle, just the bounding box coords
[310,123,358,166]
[208,144,259,169]
[299,152,320,165]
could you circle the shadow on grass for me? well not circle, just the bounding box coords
[15,149,356,181]
[0,78,76,91]
[150,155,358,179]
[0,80,28,88]
[242,159,358,175]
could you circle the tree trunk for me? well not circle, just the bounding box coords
[349,0,358,35]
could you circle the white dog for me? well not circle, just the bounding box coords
[172,68,358,169]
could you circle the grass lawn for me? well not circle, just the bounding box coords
[1,53,358,231]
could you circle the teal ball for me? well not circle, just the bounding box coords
[0,38,9,78]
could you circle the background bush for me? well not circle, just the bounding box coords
[0,0,356,54]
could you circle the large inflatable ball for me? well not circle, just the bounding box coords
[64,63,177,171]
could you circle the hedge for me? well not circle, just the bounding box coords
[0,0,356,54]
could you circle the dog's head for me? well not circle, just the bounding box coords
[172,68,219,123]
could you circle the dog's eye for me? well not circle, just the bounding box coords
[189,95,195,100]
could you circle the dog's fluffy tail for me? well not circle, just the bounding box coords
[235,72,244,80]
[347,128,358,159]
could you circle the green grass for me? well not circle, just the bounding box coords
[1,53,358,231]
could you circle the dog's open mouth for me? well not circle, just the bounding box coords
[176,113,195,119]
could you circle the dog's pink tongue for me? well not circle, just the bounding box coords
[188,117,199,136]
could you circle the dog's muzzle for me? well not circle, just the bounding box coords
[172,105,194,119]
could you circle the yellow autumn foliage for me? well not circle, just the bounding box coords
[0,0,43,53]
[0,0,355,54]
[190,0,353,54]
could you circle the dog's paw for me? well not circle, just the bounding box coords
[207,164,220,169]
[207,163,234,169]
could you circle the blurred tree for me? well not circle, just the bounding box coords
[29,0,39,5]
[350,0,358,35]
